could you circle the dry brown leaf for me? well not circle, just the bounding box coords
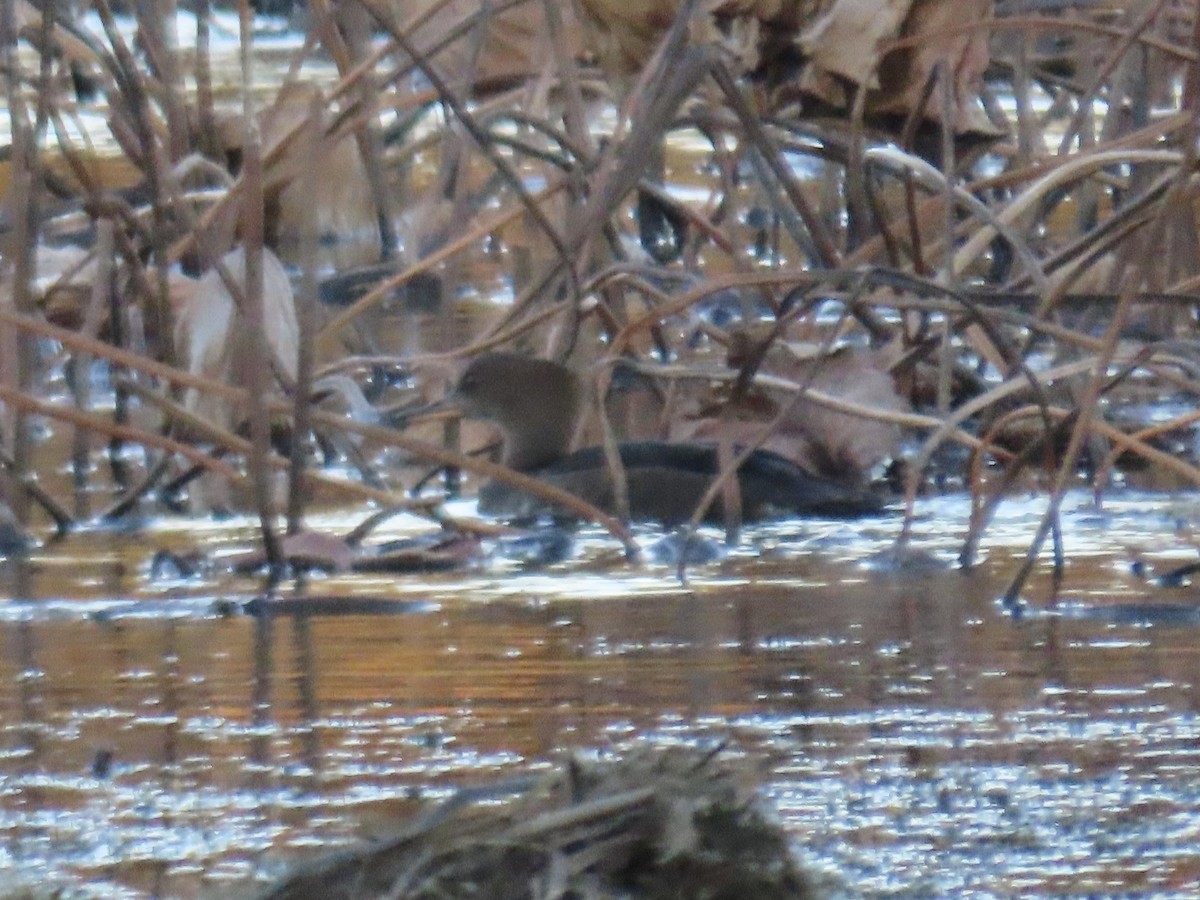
[672,346,908,482]
[574,0,684,78]
[783,346,909,478]
[798,0,911,89]
[870,0,997,134]
[575,0,806,79]
[573,0,996,133]
[799,0,997,133]
[353,533,484,574]
[225,529,357,573]
[404,0,585,86]
[279,530,358,572]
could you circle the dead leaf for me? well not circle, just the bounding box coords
[798,0,911,89]
[776,346,909,478]
[572,0,997,133]
[226,529,356,573]
[405,0,585,86]
[352,533,483,573]
[672,345,908,482]
[869,0,997,134]
[279,529,358,572]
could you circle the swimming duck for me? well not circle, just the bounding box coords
[449,352,883,524]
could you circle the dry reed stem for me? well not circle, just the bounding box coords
[316,178,568,342]
[1053,0,1173,156]
[311,0,397,256]
[991,2,1200,601]
[864,146,1049,290]
[120,380,436,511]
[359,0,577,292]
[963,402,1200,565]
[8,0,1200,579]
[1,0,49,531]
[1002,228,1198,599]
[287,91,324,535]
[238,0,283,579]
[952,149,1185,275]
[0,382,241,481]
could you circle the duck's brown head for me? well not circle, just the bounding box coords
[453,353,582,471]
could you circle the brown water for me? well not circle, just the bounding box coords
[3,494,1200,897]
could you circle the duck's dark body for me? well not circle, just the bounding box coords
[479,440,882,524]
[452,352,885,525]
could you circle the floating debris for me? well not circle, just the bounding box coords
[259,747,822,900]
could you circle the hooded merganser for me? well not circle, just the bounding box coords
[450,353,882,524]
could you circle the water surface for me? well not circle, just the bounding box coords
[2,493,1200,897]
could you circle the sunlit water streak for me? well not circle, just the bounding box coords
[1,490,1200,896]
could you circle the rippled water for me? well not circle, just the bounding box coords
[2,492,1200,897]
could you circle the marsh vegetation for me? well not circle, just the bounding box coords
[4,1,1200,895]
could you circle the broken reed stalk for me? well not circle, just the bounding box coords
[1023,14,1200,598]
[710,61,840,268]
[328,0,398,257]
[287,92,324,535]
[156,0,535,271]
[118,379,436,511]
[863,146,1048,291]
[1,0,50,531]
[238,0,284,580]
[961,402,1200,568]
[1055,0,1172,157]
[138,0,189,165]
[952,149,1185,275]
[71,220,116,519]
[0,381,241,482]
[192,0,222,161]
[358,0,576,276]
[590,364,632,523]
[316,177,569,342]
[93,0,177,364]
[541,0,591,158]
[474,15,720,348]
[1001,229,1196,602]
[0,444,72,534]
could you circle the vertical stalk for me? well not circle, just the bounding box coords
[94,0,177,364]
[1,0,51,530]
[287,94,322,535]
[72,221,116,519]
[239,0,283,580]
[316,0,397,257]
[194,0,222,161]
